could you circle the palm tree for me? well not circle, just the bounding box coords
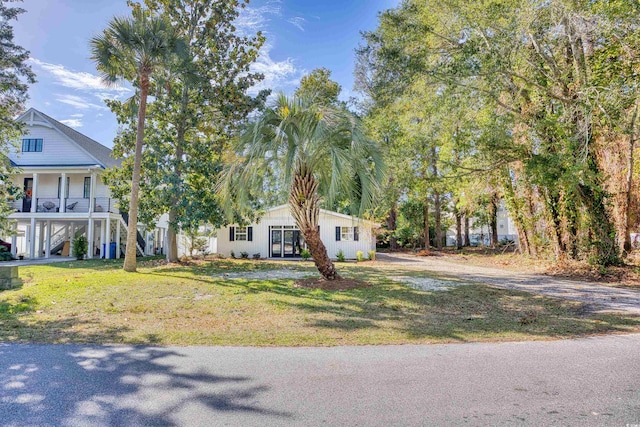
[91,8,175,272]
[222,94,385,280]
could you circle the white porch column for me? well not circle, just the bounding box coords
[69,222,75,257]
[104,219,111,259]
[45,220,52,258]
[30,173,38,213]
[87,218,94,259]
[38,221,45,258]
[115,218,121,259]
[100,219,106,258]
[89,172,96,213]
[59,172,67,213]
[163,228,168,255]
[10,224,17,257]
[29,218,36,259]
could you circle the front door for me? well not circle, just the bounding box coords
[23,178,33,212]
[271,229,282,258]
[283,230,303,258]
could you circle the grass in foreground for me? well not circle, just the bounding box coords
[0,258,638,346]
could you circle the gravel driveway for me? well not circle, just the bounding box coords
[374,253,640,314]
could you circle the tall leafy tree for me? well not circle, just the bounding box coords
[0,0,35,235]
[221,94,384,280]
[104,0,268,263]
[91,6,176,272]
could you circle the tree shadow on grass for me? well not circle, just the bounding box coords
[0,343,291,426]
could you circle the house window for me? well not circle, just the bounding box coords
[335,226,359,241]
[229,226,252,242]
[57,177,70,198]
[341,227,354,241]
[235,227,248,241]
[83,177,91,199]
[22,138,43,152]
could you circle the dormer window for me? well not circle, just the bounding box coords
[22,138,43,152]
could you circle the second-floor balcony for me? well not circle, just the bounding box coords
[10,197,120,215]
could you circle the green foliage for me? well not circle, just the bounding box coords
[357,0,638,266]
[356,250,365,262]
[252,253,261,260]
[103,0,268,241]
[336,250,346,262]
[0,0,35,235]
[295,67,341,106]
[301,248,311,260]
[220,94,385,220]
[0,246,12,262]
[368,250,376,261]
[240,251,249,259]
[72,236,88,260]
[230,250,236,259]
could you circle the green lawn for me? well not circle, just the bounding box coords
[0,258,638,346]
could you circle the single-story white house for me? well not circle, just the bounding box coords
[216,205,378,259]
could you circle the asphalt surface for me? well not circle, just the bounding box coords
[375,253,640,314]
[1,335,639,426]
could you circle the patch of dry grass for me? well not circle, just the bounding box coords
[0,258,638,346]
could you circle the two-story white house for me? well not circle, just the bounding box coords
[2,108,169,260]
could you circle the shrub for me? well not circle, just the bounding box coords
[240,251,249,259]
[356,250,365,262]
[72,235,88,260]
[301,248,311,260]
[0,246,12,261]
[336,249,346,262]
[230,251,236,259]
[252,253,261,260]
[368,250,376,261]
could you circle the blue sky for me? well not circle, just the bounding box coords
[13,0,398,148]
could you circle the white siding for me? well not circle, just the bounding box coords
[8,124,98,166]
[216,206,377,259]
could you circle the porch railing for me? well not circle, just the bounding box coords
[11,197,119,214]
[94,197,119,214]
[35,198,60,213]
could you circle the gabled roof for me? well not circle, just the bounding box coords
[18,108,121,169]
[266,204,379,227]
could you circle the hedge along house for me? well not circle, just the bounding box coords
[217,205,378,259]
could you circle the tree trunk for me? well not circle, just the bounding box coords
[289,163,340,280]
[424,197,430,250]
[455,207,463,250]
[464,214,470,247]
[166,208,179,262]
[488,193,499,247]
[387,204,398,251]
[166,85,189,263]
[434,190,442,250]
[123,73,149,272]
[624,104,639,253]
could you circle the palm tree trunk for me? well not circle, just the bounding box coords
[123,74,149,272]
[289,164,340,280]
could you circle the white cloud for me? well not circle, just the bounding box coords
[29,58,130,94]
[70,113,84,118]
[288,17,305,31]
[56,94,108,111]
[236,0,282,33]
[248,44,302,96]
[60,118,83,128]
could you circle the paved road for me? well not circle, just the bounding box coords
[375,253,640,314]
[1,335,639,426]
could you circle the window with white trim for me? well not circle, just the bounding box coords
[235,226,248,241]
[340,227,354,241]
[22,138,43,152]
